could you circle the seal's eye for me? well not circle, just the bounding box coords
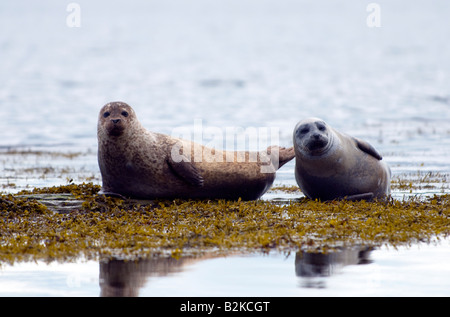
[103,112,110,118]
[121,111,129,117]
[316,122,326,131]
[299,127,310,134]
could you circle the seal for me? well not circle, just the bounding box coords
[293,118,391,201]
[97,101,295,200]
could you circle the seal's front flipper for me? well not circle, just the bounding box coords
[98,190,127,200]
[343,192,374,201]
[353,137,382,160]
[167,157,204,187]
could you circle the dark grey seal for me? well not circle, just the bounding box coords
[293,118,391,201]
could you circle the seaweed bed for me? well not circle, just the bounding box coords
[1,181,449,265]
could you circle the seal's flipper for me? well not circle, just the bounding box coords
[167,157,204,187]
[266,146,295,169]
[343,192,374,201]
[98,190,127,200]
[278,146,295,168]
[353,137,382,160]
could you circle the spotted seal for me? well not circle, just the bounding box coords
[97,101,295,200]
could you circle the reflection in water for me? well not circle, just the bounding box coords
[1,242,449,296]
[99,253,224,296]
[99,256,189,296]
[99,247,374,296]
[295,247,373,288]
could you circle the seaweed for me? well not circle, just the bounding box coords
[1,182,449,264]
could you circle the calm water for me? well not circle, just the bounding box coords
[1,240,450,297]
[1,0,449,296]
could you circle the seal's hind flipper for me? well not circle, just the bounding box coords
[278,146,295,167]
[167,157,204,187]
[266,146,295,168]
[353,137,382,160]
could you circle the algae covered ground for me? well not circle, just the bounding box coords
[1,181,449,265]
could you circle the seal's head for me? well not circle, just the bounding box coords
[294,118,335,156]
[98,102,137,137]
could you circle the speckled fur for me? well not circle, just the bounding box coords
[98,102,294,200]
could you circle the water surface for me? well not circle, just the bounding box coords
[1,240,449,297]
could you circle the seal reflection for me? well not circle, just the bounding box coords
[295,247,373,288]
[98,247,374,296]
[99,256,189,297]
[99,253,223,296]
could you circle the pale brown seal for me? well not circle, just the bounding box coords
[293,118,391,201]
[97,101,295,200]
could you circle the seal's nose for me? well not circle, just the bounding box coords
[312,133,321,140]
[111,119,121,124]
